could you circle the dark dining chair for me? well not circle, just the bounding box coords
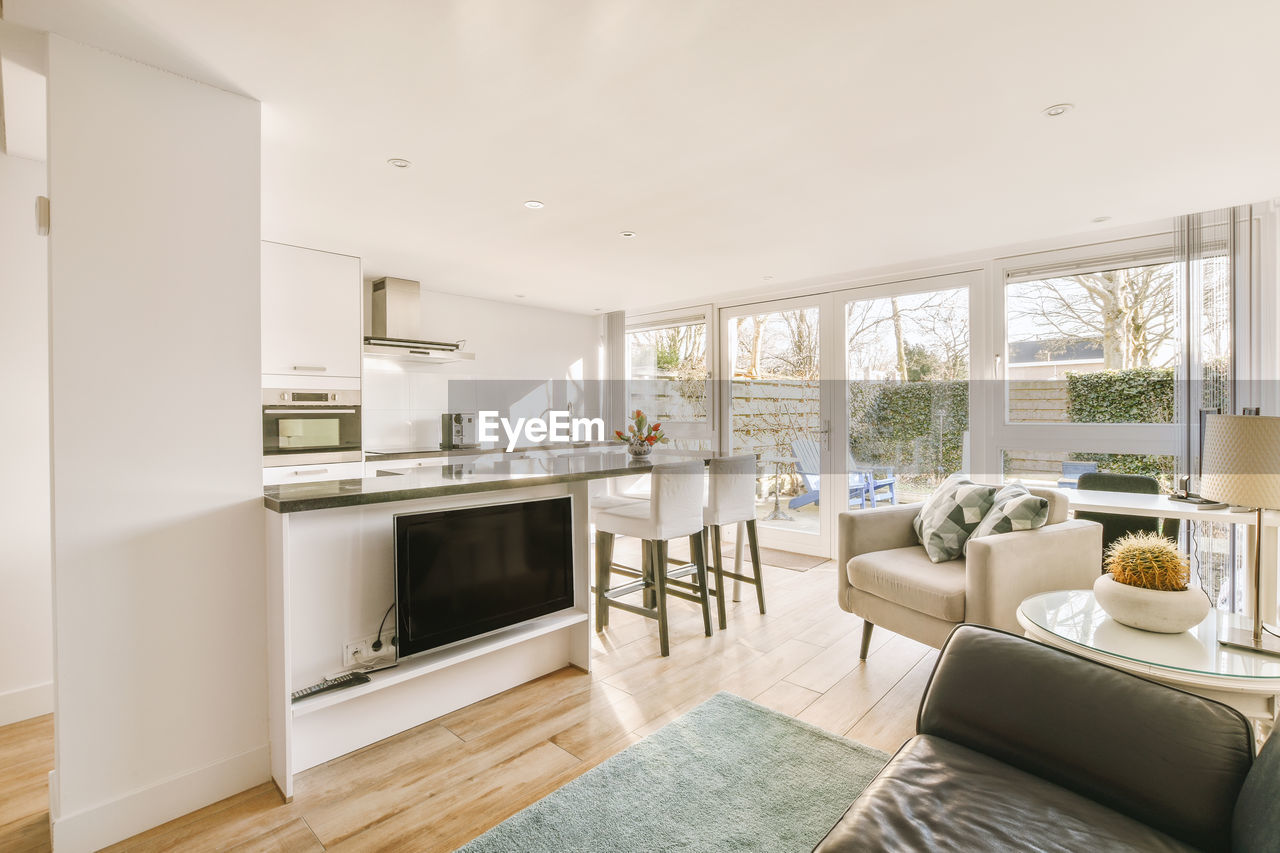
[1074,472,1180,562]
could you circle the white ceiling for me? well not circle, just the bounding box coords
[9,0,1280,314]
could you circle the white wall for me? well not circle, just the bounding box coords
[0,151,52,726]
[362,287,601,450]
[46,36,265,852]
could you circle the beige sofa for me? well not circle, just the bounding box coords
[837,487,1102,655]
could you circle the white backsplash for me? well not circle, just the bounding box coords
[362,363,450,451]
[361,360,601,453]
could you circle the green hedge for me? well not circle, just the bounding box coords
[1066,368,1174,424]
[850,381,967,482]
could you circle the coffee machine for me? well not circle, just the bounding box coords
[440,412,478,450]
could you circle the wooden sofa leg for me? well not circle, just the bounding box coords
[859,620,874,660]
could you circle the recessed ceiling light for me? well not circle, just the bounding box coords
[1042,103,1073,117]
[619,231,636,238]
[524,200,545,209]
[1092,215,1112,223]
[514,294,526,299]
[387,158,411,168]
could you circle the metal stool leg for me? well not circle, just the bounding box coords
[746,519,765,614]
[710,525,728,629]
[642,537,657,610]
[651,539,671,656]
[594,530,613,631]
[690,532,712,637]
[733,521,745,602]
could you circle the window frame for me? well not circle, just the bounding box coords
[624,305,716,444]
[988,231,1186,484]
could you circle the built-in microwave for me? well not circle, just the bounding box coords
[263,388,362,466]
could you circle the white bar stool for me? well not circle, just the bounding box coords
[593,460,712,656]
[703,454,765,629]
[588,493,647,598]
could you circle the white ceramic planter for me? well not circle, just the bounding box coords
[1093,573,1211,634]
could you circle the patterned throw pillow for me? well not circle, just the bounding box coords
[913,474,998,563]
[963,484,1050,554]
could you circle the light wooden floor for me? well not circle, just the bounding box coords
[0,551,933,853]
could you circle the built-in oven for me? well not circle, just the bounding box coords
[263,388,362,467]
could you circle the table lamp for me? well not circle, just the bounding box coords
[1200,414,1280,657]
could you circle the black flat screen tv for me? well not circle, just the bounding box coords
[394,496,574,658]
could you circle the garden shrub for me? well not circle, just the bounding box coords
[1066,368,1174,424]
[850,380,968,485]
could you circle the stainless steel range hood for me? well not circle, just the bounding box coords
[364,277,476,363]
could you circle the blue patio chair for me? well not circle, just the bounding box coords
[1057,460,1098,489]
[786,439,895,509]
[856,459,897,508]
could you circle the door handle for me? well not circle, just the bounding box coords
[292,365,327,372]
[295,468,327,475]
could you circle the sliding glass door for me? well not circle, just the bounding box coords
[718,296,838,556]
[840,274,973,509]
[717,277,974,557]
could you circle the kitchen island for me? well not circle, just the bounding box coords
[264,446,678,512]
[264,448,706,798]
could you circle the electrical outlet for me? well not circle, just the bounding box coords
[343,630,397,669]
[343,639,370,668]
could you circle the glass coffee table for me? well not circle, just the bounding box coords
[1018,590,1280,743]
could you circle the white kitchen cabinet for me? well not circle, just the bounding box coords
[262,242,361,380]
[263,461,364,486]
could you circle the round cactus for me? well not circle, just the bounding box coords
[1104,531,1190,592]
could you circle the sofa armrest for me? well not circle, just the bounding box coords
[963,518,1101,633]
[919,626,1254,853]
[837,504,919,568]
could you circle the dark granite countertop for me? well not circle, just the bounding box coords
[264,448,708,513]
[363,441,610,462]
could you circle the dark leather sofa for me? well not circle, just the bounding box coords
[814,625,1280,853]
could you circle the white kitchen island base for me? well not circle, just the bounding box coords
[263,448,708,799]
[266,480,592,799]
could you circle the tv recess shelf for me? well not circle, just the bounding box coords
[264,447,708,799]
[290,609,589,718]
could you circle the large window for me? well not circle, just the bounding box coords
[997,238,1187,490]
[995,213,1244,611]
[626,311,711,449]
[847,286,970,503]
[1006,261,1179,425]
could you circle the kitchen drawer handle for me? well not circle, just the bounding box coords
[292,365,327,372]
[295,468,327,475]
[264,409,357,414]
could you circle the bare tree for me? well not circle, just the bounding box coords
[890,298,908,380]
[734,316,767,378]
[847,290,968,381]
[909,293,969,380]
[773,309,819,379]
[1008,264,1178,369]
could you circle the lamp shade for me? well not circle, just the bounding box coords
[1200,414,1280,510]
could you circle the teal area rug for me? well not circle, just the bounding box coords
[456,692,889,852]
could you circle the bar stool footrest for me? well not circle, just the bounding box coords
[603,579,651,599]
[601,599,659,620]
